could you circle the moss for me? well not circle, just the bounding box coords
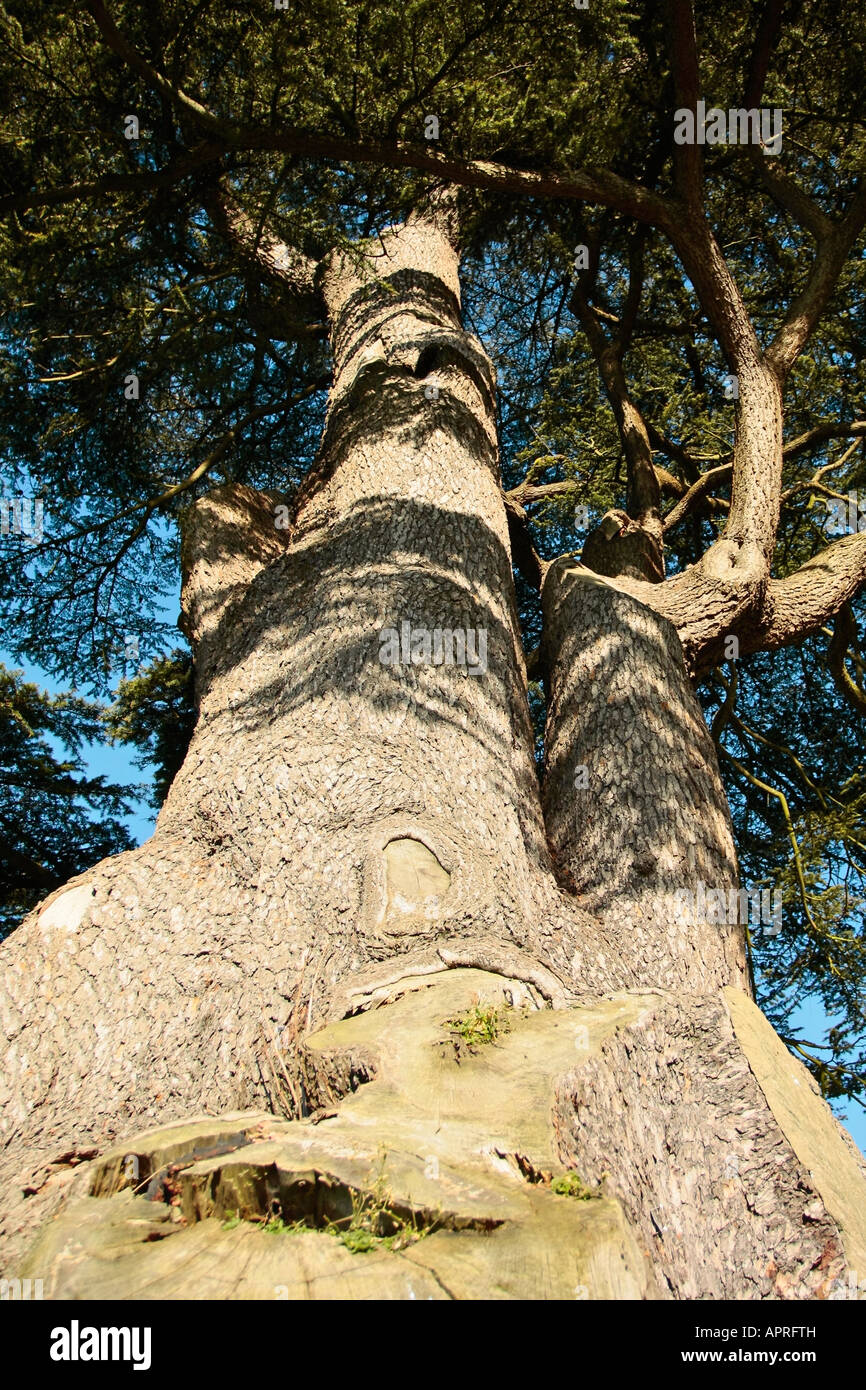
[549,1172,600,1201]
[444,1003,512,1051]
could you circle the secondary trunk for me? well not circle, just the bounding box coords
[2,209,865,1299]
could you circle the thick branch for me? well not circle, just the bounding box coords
[507,480,578,507]
[749,160,832,242]
[828,603,866,717]
[663,464,733,533]
[83,1,676,231]
[664,216,783,559]
[207,189,319,300]
[766,187,866,379]
[205,186,323,336]
[504,496,545,592]
[667,0,703,206]
[744,0,786,110]
[755,534,866,652]
[570,284,661,527]
[653,465,687,498]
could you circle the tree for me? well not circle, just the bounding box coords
[1,0,866,1299]
[105,649,196,808]
[0,664,134,938]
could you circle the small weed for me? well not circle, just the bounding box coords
[222,1208,305,1234]
[218,1163,434,1254]
[327,1177,429,1254]
[549,1171,600,1201]
[443,1002,512,1056]
[261,1215,307,1235]
[337,1225,378,1254]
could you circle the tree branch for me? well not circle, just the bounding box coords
[43,389,323,554]
[766,186,866,379]
[749,160,832,242]
[503,495,546,592]
[570,279,661,529]
[0,142,224,216]
[645,422,727,480]
[782,419,866,462]
[666,0,703,206]
[828,603,866,717]
[743,1,831,241]
[507,480,579,507]
[663,463,733,533]
[755,533,866,653]
[205,185,319,302]
[83,0,676,231]
[204,184,324,337]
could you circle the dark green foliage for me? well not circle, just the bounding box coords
[106,649,196,808]
[0,664,133,939]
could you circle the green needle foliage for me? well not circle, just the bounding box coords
[0,663,133,939]
[105,649,196,808]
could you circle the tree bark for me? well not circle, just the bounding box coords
[541,562,748,995]
[2,211,865,1298]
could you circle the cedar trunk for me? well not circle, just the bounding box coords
[2,213,865,1300]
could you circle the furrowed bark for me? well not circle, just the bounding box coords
[541,561,749,995]
[0,208,590,1264]
[164,203,569,999]
[3,204,866,1299]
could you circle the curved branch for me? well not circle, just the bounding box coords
[663,463,733,533]
[754,533,866,653]
[782,419,866,462]
[828,603,866,717]
[766,186,866,380]
[205,185,320,303]
[204,185,324,337]
[710,662,737,741]
[645,422,727,480]
[83,1,676,231]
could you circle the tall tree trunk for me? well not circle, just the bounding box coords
[3,210,865,1299]
[541,561,748,994]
